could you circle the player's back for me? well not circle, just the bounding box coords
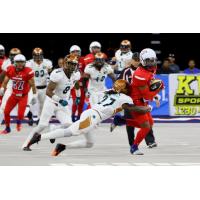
[92,91,133,120]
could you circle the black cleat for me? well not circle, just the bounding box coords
[27,132,41,148]
[23,146,32,151]
[27,111,34,126]
[50,139,56,144]
[51,143,66,156]
[148,142,158,148]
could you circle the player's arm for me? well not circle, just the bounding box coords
[46,80,57,98]
[122,103,151,114]
[108,72,116,82]
[0,75,9,96]
[0,71,6,84]
[28,77,37,94]
[82,73,90,92]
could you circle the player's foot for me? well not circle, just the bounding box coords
[51,143,66,156]
[35,119,40,125]
[147,142,157,148]
[23,146,32,151]
[0,127,11,134]
[16,123,22,132]
[130,144,144,155]
[50,139,55,144]
[72,114,76,122]
[26,132,41,149]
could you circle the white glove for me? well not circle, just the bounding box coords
[0,88,5,96]
[30,94,37,105]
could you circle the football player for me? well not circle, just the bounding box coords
[84,41,101,66]
[24,79,151,155]
[0,54,36,134]
[111,40,133,76]
[69,45,86,122]
[83,52,115,107]
[0,48,22,123]
[114,48,164,155]
[22,54,81,151]
[26,47,53,125]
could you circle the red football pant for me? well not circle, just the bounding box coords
[126,112,154,146]
[71,87,85,117]
[4,94,28,127]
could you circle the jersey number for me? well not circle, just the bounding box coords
[95,76,105,82]
[13,81,25,91]
[35,70,45,77]
[98,95,116,107]
[63,86,70,94]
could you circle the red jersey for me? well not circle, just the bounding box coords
[0,56,7,74]
[130,66,156,103]
[6,65,34,96]
[83,53,95,66]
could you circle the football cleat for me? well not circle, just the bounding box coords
[130,144,144,155]
[50,139,55,144]
[110,122,117,132]
[23,146,32,151]
[148,142,157,148]
[0,127,11,134]
[51,143,66,156]
[16,123,22,132]
[26,132,41,149]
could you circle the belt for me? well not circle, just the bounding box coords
[36,85,47,89]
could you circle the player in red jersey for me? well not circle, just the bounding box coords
[83,41,101,66]
[0,45,7,74]
[69,45,86,122]
[113,48,163,155]
[0,54,37,134]
[127,48,163,154]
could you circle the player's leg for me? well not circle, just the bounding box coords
[22,98,55,150]
[0,95,18,134]
[71,88,77,122]
[37,89,46,118]
[77,87,85,119]
[145,112,157,148]
[17,95,28,131]
[26,89,34,126]
[27,109,99,152]
[124,109,135,146]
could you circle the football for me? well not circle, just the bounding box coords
[149,79,163,91]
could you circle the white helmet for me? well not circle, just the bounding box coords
[89,41,101,53]
[0,44,5,50]
[14,54,26,62]
[69,45,81,53]
[139,48,157,67]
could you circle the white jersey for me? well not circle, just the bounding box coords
[26,59,53,87]
[84,63,113,92]
[115,49,133,72]
[92,91,133,120]
[50,68,81,101]
[1,58,11,71]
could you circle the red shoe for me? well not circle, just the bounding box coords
[16,124,22,132]
[0,127,11,134]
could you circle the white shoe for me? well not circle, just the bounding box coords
[132,150,144,155]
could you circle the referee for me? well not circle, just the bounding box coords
[118,52,157,148]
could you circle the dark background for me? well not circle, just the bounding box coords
[1,33,200,70]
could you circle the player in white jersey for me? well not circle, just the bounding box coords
[25,79,151,155]
[0,48,21,123]
[83,52,115,107]
[22,54,81,151]
[112,40,133,76]
[26,47,53,125]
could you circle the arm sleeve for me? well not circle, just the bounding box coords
[84,65,92,75]
[50,69,62,83]
[74,71,81,81]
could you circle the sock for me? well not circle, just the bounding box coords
[0,108,4,124]
[134,127,151,146]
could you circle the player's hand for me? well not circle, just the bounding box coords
[0,88,5,96]
[59,99,68,107]
[155,99,160,108]
[148,105,153,112]
[75,97,81,105]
